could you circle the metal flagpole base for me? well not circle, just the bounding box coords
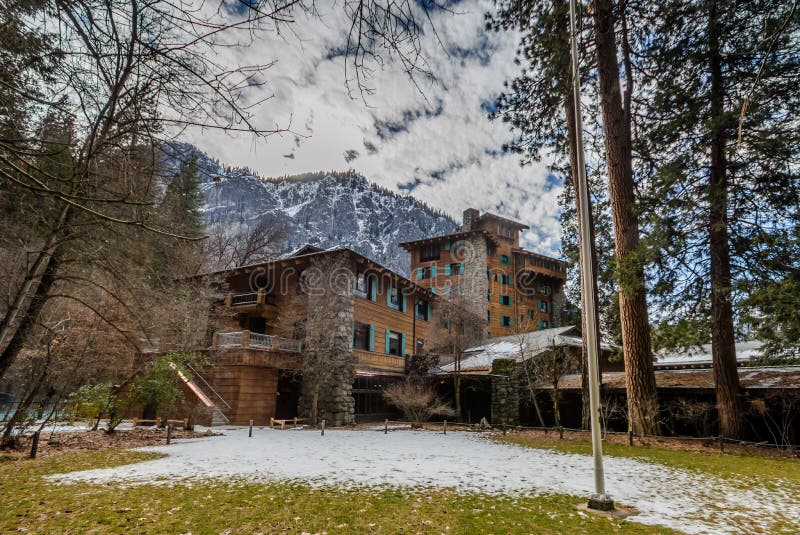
[587,493,615,511]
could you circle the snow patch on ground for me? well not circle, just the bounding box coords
[49,428,799,534]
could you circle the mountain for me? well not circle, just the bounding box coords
[162,143,458,276]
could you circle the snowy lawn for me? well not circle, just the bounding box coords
[45,428,799,534]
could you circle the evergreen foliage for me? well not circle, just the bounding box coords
[636,0,799,359]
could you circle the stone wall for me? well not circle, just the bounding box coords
[491,358,519,426]
[551,281,567,328]
[297,254,357,426]
[461,234,489,320]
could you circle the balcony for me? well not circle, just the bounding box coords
[224,290,277,308]
[353,349,406,373]
[211,330,302,369]
[214,331,302,352]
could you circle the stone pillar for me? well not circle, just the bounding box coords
[297,254,357,426]
[551,282,566,328]
[491,358,519,426]
[461,233,489,320]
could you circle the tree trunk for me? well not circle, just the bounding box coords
[592,0,659,436]
[454,351,461,419]
[310,387,320,427]
[0,200,72,382]
[529,386,546,427]
[551,385,561,428]
[707,0,742,439]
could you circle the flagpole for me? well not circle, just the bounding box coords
[568,0,614,511]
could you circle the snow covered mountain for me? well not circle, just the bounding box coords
[163,143,457,276]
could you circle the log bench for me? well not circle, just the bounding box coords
[269,417,308,430]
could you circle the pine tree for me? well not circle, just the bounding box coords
[637,0,800,438]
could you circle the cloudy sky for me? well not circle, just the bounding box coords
[184,0,562,256]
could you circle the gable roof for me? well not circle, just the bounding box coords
[436,326,613,374]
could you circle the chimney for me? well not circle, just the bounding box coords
[463,208,479,231]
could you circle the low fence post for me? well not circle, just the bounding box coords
[321,419,326,436]
[719,435,725,453]
[249,419,253,438]
[30,431,40,459]
[384,419,388,434]
[443,420,447,435]
[558,426,564,440]
[628,430,634,446]
[166,424,173,445]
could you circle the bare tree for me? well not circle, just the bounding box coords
[524,340,581,428]
[202,215,289,272]
[383,377,454,428]
[428,294,486,419]
[672,398,714,438]
[510,317,545,426]
[0,0,449,384]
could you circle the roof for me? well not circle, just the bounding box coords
[398,229,498,250]
[655,340,764,370]
[437,326,613,374]
[475,212,530,230]
[186,246,436,298]
[553,366,800,391]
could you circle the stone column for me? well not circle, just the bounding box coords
[297,254,357,426]
[491,358,519,426]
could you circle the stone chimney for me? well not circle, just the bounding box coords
[463,208,480,231]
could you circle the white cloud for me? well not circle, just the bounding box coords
[184,0,563,256]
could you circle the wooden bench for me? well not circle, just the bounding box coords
[132,418,189,429]
[269,417,308,430]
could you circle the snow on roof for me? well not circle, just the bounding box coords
[437,326,612,374]
[655,340,764,367]
[554,365,800,391]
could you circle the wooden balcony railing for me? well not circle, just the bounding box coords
[353,349,406,372]
[213,331,302,353]
[224,290,276,308]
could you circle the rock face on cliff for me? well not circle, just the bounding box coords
[164,143,456,275]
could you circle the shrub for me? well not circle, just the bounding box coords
[382,378,454,428]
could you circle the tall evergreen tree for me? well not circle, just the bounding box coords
[637,0,800,437]
[590,0,659,436]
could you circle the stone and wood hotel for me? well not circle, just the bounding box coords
[157,208,570,426]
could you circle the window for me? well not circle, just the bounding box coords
[499,274,512,285]
[500,295,512,306]
[499,254,511,264]
[499,224,515,239]
[353,322,372,351]
[487,310,492,322]
[386,330,403,356]
[358,274,377,301]
[538,319,549,330]
[355,273,368,298]
[417,266,435,280]
[528,309,535,320]
[487,290,492,301]
[416,299,430,321]
[537,282,552,295]
[538,300,551,313]
[501,316,512,327]
[387,283,404,311]
[420,244,440,262]
[447,263,464,276]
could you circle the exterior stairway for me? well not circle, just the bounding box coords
[171,362,232,426]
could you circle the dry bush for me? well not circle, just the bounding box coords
[383,378,454,428]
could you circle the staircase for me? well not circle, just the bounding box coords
[171,362,232,426]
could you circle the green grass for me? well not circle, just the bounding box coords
[494,434,800,488]
[0,448,672,534]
